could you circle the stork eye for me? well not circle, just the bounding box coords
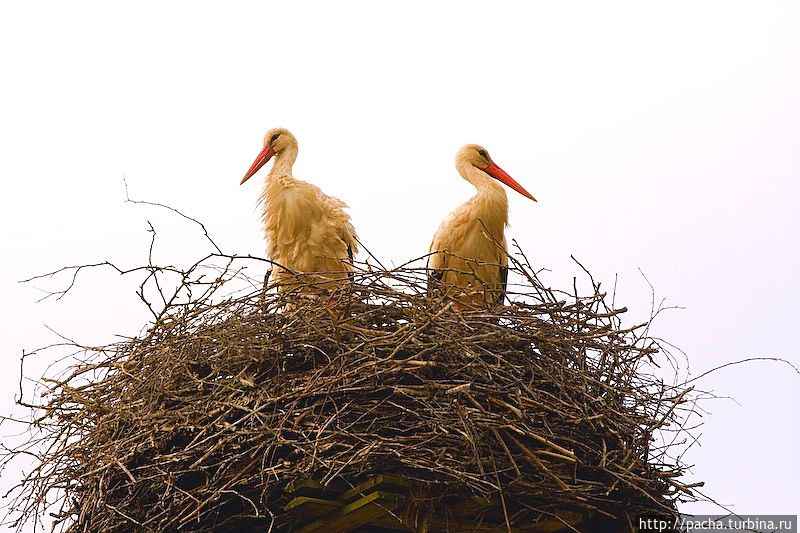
[478,149,488,159]
[270,133,281,144]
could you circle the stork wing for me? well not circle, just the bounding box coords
[426,237,446,294]
[427,257,445,293]
[498,262,508,305]
[497,235,509,305]
[346,243,355,282]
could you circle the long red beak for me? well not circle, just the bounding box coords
[240,145,276,184]
[484,162,537,202]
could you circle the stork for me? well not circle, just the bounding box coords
[240,128,358,293]
[427,144,536,307]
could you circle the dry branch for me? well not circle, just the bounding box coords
[3,248,700,532]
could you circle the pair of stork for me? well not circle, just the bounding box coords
[240,128,537,307]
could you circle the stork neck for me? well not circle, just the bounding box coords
[265,147,299,191]
[460,164,509,227]
[268,147,297,177]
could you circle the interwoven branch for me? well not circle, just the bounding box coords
[4,251,699,532]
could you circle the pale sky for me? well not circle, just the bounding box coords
[1,0,798,525]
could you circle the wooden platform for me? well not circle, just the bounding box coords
[260,475,596,532]
[219,474,643,532]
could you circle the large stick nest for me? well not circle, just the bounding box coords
[4,249,697,532]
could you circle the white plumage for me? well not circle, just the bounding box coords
[428,144,536,307]
[241,128,358,293]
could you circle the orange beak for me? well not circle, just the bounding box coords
[240,145,276,184]
[484,162,537,202]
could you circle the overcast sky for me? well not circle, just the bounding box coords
[1,1,798,523]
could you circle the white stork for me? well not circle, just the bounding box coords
[240,128,358,293]
[428,144,536,307]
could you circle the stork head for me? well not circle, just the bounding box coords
[240,128,298,184]
[456,144,537,202]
